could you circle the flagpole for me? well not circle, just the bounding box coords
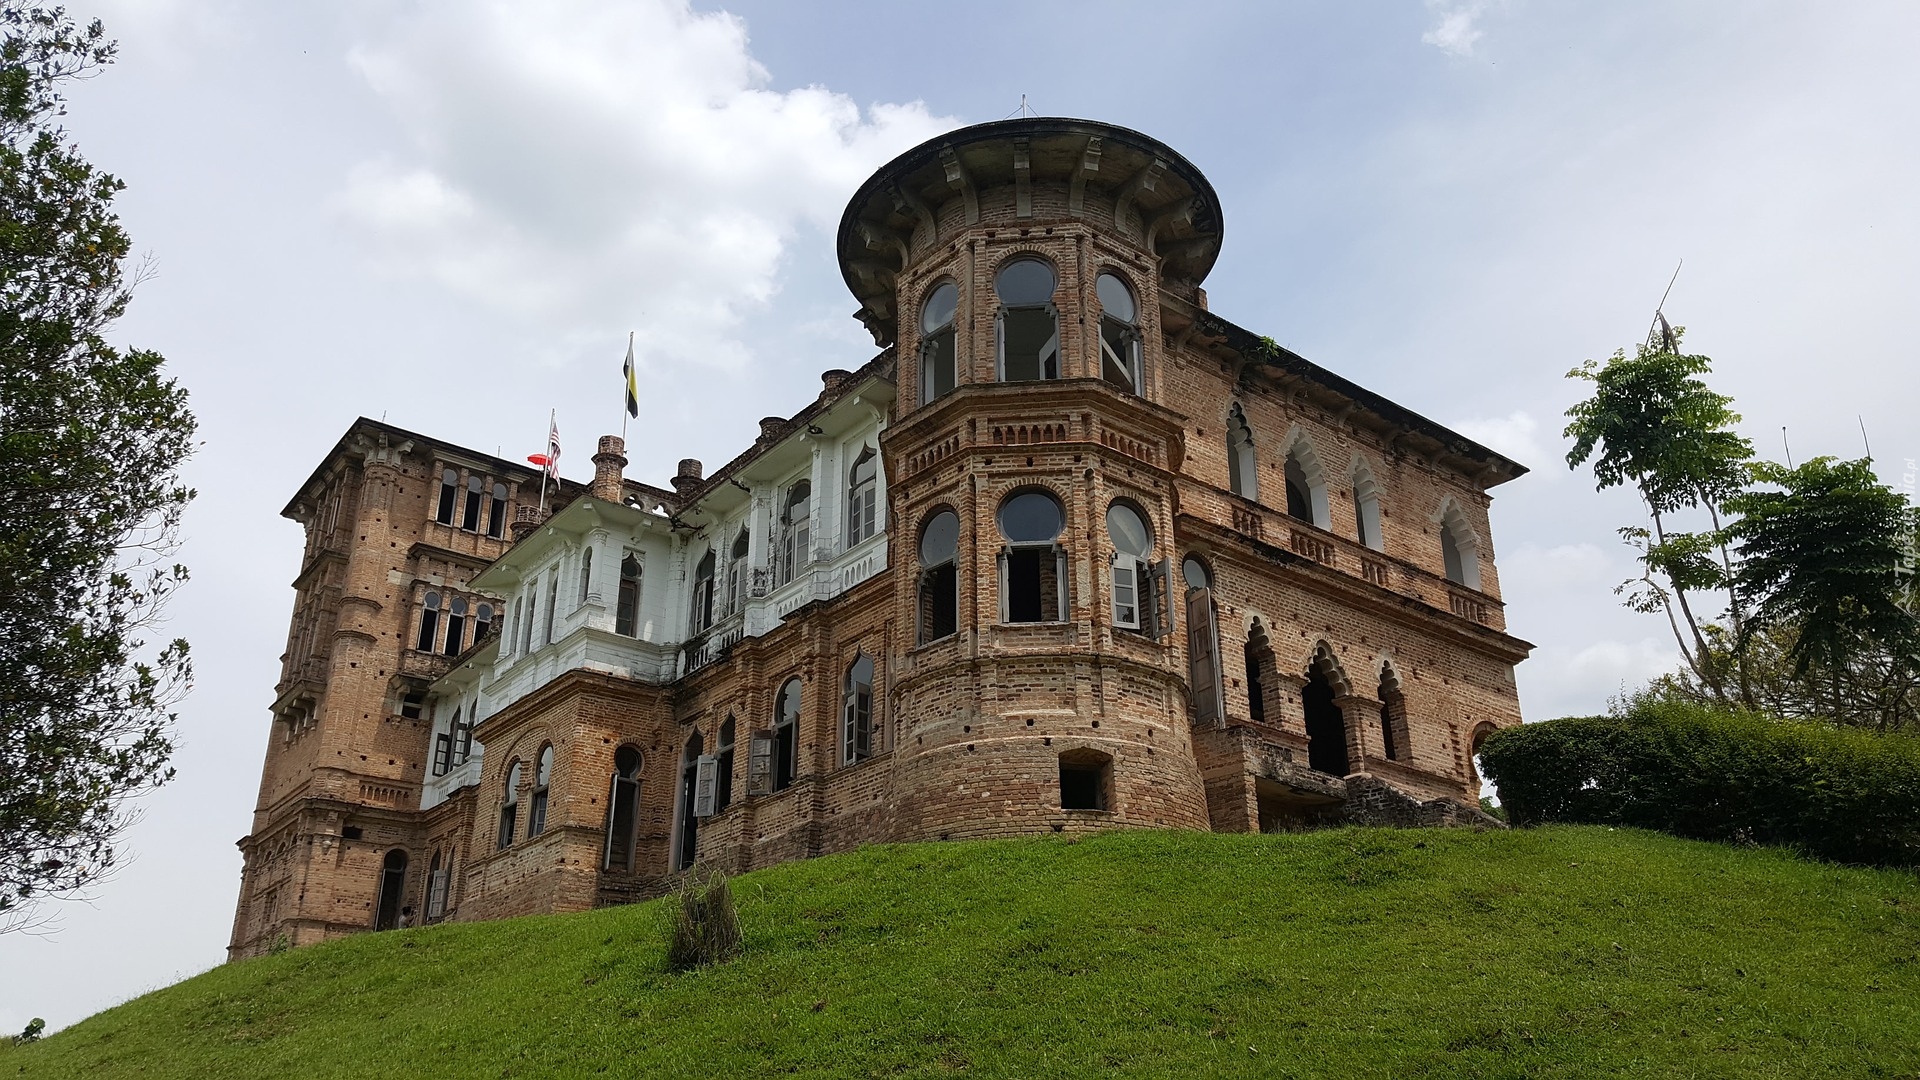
[538,408,553,513]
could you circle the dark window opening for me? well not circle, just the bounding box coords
[996,258,1059,382]
[487,483,509,538]
[1304,667,1350,777]
[462,475,483,531]
[1380,672,1410,763]
[1245,642,1267,724]
[615,554,641,637]
[714,718,735,812]
[843,654,874,765]
[1284,455,1314,523]
[919,510,960,644]
[474,603,494,643]
[529,745,553,836]
[1442,526,1467,586]
[435,469,458,525]
[605,745,643,872]
[779,482,811,586]
[1059,751,1112,811]
[921,281,958,403]
[676,733,702,871]
[1004,547,1061,623]
[398,686,427,720]
[497,760,521,849]
[374,849,409,931]
[774,678,801,791]
[425,849,449,920]
[416,591,441,652]
[443,597,467,656]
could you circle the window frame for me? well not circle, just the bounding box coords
[778,480,812,587]
[842,653,874,766]
[997,489,1068,625]
[615,553,642,637]
[994,256,1061,383]
[917,508,961,645]
[773,677,801,792]
[919,279,959,405]
[1096,270,1142,394]
[528,744,554,836]
[847,446,879,549]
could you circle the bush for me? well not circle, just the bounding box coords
[665,870,742,972]
[1479,702,1920,866]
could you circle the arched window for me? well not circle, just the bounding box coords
[416,591,441,652]
[487,482,509,538]
[995,257,1059,382]
[779,481,811,586]
[1107,501,1159,633]
[690,549,716,633]
[436,469,458,525]
[506,596,522,657]
[443,597,467,657]
[773,677,801,792]
[615,554,642,636]
[474,603,494,642]
[1283,438,1329,529]
[462,475,484,531]
[454,705,474,764]
[497,760,521,848]
[1227,405,1258,500]
[1353,461,1384,552]
[725,528,749,615]
[543,573,559,646]
[1439,502,1482,589]
[918,510,960,644]
[604,745,643,872]
[425,848,449,921]
[676,732,702,871]
[847,447,878,548]
[578,547,593,605]
[1379,666,1410,763]
[998,490,1065,623]
[373,849,409,931]
[843,654,874,766]
[1304,646,1351,777]
[528,745,554,836]
[1183,556,1223,726]
[521,576,538,654]
[1097,271,1141,394]
[714,717,735,812]
[920,281,958,404]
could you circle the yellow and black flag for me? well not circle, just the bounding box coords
[622,332,639,418]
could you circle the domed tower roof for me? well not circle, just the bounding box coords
[837,117,1223,346]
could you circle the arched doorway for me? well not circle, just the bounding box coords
[373,849,408,931]
[1304,649,1350,777]
[675,732,702,871]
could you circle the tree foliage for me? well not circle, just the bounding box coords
[0,3,195,929]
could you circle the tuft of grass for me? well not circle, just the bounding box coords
[7,826,1919,1079]
[666,870,743,972]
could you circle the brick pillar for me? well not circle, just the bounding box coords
[590,436,627,503]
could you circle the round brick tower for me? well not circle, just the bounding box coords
[841,118,1223,839]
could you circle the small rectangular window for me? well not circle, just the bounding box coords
[1002,547,1063,623]
[747,730,775,796]
[1112,558,1140,629]
[1060,756,1110,811]
[432,732,452,776]
[693,755,719,817]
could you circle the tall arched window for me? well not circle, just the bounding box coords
[615,554,642,636]
[506,596,522,657]
[843,653,874,766]
[847,447,878,548]
[998,490,1065,623]
[1245,620,1271,725]
[578,547,593,605]
[1184,555,1223,726]
[604,745,643,872]
[1353,461,1384,552]
[454,705,474,764]
[690,549,716,633]
[1283,438,1330,529]
[521,576,538,654]
[725,528,749,615]
[529,745,554,836]
[1439,502,1482,589]
[496,760,521,849]
[714,717,735,812]
[433,706,458,776]
[918,510,960,644]
[676,732,702,871]
[474,603,494,642]
[779,481,811,586]
[373,849,408,931]
[462,475,484,531]
[1227,405,1258,500]
[425,848,449,920]
[773,677,801,792]
[1097,271,1141,394]
[921,281,958,403]
[443,597,467,657]
[416,591,441,652]
[436,469,458,525]
[996,257,1059,382]
[487,482,509,538]
[1380,666,1410,762]
[1107,501,1159,633]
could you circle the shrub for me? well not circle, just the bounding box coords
[1479,702,1920,866]
[666,870,742,972]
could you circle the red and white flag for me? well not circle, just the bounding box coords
[544,415,561,480]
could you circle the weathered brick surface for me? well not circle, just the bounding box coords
[231,119,1530,958]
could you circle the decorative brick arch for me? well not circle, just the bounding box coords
[1279,424,1332,529]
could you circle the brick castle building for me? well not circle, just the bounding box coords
[229,117,1531,957]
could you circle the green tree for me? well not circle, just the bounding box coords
[0,3,195,929]
[1564,331,1753,704]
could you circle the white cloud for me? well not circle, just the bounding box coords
[1421,1,1500,57]
[1517,636,1676,720]
[1454,409,1556,478]
[333,0,954,374]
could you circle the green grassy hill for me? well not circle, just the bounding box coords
[8,827,1918,1079]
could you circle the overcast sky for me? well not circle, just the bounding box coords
[5,0,1916,1034]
